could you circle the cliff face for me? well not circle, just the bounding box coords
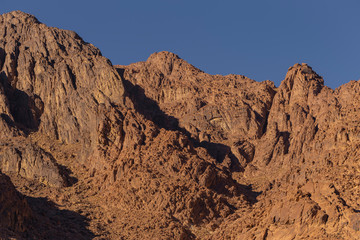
[214,64,360,239]
[0,11,124,187]
[1,11,359,240]
[117,57,360,239]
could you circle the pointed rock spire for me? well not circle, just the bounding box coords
[267,63,324,133]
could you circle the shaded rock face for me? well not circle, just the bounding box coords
[0,10,360,240]
[0,173,31,234]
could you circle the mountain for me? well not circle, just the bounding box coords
[0,10,359,239]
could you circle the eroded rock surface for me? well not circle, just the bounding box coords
[0,10,359,240]
[117,52,276,172]
[0,10,124,185]
[117,56,360,239]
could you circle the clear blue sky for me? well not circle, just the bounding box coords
[2,0,360,89]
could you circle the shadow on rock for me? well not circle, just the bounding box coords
[120,74,180,131]
[118,68,262,208]
[57,163,79,187]
[118,69,243,172]
[25,196,95,240]
[200,141,244,172]
[0,70,44,134]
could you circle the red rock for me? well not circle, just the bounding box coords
[0,10,359,240]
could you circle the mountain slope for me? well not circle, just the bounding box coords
[0,11,253,239]
[0,10,359,240]
[117,57,360,239]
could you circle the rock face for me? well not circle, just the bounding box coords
[0,173,31,237]
[0,11,124,186]
[117,53,275,170]
[207,64,360,240]
[117,56,360,239]
[0,10,359,240]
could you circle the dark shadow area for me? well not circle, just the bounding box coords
[201,141,231,163]
[24,196,95,240]
[0,70,44,134]
[57,163,78,186]
[261,111,269,136]
[41,150,79,187]
[0,47,5,70]
[243,184,263,204]
[201,141,244,172]
[211,171,262,205]
[117,68,244,173]
[67,65,77,90]
[0,172,93,239]
[279,131,290,154]
[0,113,17,128]
[120,73,180,131]
[10,89,43,131]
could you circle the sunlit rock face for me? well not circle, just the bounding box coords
[0,10,359,240]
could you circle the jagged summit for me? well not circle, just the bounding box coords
[146,51,183,75]
[279,62,325,110]
[119,54,360,239]
[148,51,180,61]
[0,11,360,240]
[0,10,39,23]
[144,50,205,76]
[130,51,326,93]
[285,62,324,86]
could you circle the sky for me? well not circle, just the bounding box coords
[1,0,360,89]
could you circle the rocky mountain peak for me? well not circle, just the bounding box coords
[0,11,39,25]
[0,11,125,187]
[145,51,201,76]
[283,63,324,99]
[147,51,180,63]
[263,63,325,133]
[1,11,360,240]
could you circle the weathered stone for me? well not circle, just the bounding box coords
[0,10,359,240]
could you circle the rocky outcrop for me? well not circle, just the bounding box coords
[207,64,360,239]
[0,11,255,239]
[116,52,275,170]
[0,10,359,240]
[0,11,124,185]
[117,58,360,239]
[0,138,66,186]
